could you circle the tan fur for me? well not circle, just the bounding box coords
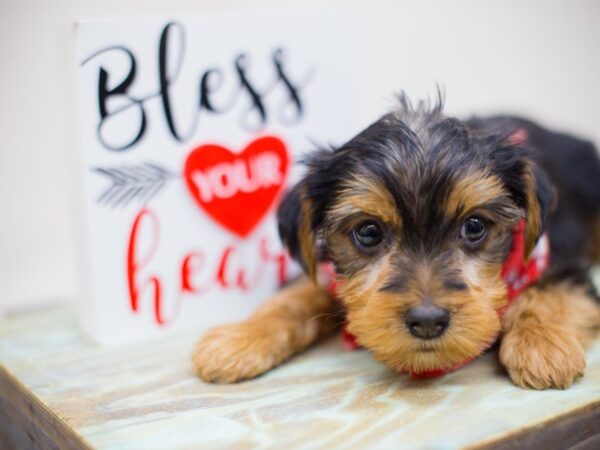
[499,282,600,389]
[299,199,317,281]
[522,164,543,257]
[445,172,507,219]
[330,177,401,228]
[322,177,513,374]
[341,253,506,373]
[192,277,338,383]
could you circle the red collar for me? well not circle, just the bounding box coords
[500,219,550,308]
[322,219,550,378]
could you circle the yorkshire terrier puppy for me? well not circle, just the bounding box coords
[192,95,600,389]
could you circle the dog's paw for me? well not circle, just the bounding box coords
[499,325,585,389]
[191,320,292,383]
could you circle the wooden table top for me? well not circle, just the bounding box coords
[1,304,599,450]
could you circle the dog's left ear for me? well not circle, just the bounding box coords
[277,183,318,281]
[521,162,555,256]
[492,136,556,257]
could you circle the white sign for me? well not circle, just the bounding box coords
[75,15,358,344]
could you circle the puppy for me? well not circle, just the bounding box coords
[192,94,600,389]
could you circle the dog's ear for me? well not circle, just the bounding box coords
[277,183,318,281]
[492,134,556,257]
[278,146,342,280]
[521,162,555,256]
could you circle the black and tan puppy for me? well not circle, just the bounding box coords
[192,95,600,389]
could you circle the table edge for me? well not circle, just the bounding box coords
[0,365,93,450]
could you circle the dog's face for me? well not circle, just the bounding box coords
[278,98,554,373]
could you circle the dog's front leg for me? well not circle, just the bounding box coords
[192,277,338,383]
[499,282,600,389]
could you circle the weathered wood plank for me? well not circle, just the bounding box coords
[0,366,92,450]
[0,305,599,449]
[474,400,600,450]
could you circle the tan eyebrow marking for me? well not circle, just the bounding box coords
[445,171,508,218]
[329,176,401,227]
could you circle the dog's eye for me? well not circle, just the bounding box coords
[352,221,384,248]
[460,217,487,244]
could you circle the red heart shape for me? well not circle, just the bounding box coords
[184,136,289,238]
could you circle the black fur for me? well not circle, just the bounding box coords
[276,183,305,269]
[277,97,600,290]
[470,116,600,283]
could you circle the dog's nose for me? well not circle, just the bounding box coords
[404,302,450,340]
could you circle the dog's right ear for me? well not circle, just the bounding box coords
[491,130,556,257]
[277,183,318,281]
[278,146,341,281]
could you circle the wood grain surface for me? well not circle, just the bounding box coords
[1,304,599,450]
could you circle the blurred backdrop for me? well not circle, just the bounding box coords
[1,0,599,315]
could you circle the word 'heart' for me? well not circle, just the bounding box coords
[184,136,289,238]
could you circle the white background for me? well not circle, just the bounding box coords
[1,0,599,315]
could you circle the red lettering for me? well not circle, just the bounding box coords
[260,238,289,285]
[181,252,210,294]
[127,208,168,325]
[126,207,292,326]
